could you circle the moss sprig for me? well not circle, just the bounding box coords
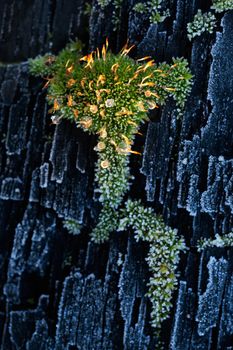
[63,219,82,235]
[187,10,216,41]
[133,0,170,24]
[118,199,186,329]
[197,232,233,251]
[211,0,233,12]
[90,206,119,242]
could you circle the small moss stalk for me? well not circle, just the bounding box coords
[63,219,82,235]
[197,232,233,251]
[118,199,186,329]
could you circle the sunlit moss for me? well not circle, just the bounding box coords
[30,40,192,236]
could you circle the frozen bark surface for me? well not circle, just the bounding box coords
[0,0,232,349]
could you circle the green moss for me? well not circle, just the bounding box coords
[63,219,82,235]
[97,0,111,8]
[187,10,216,41]
[84,3,92,16]
[133,0,170,24]
[90,206,119,242]
[95,0,123,31]
[29,41,84,78]
[187,0,233,41]
[133,2,147,13]
[29,40,192,329]
[211,0,233,12]
[29,39,191,224]
[112,0,124,31]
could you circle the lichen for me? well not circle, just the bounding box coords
[29,40,192,330]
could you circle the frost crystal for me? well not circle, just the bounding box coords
[196,257,228,336]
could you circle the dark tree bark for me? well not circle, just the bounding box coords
[0,1,233,349]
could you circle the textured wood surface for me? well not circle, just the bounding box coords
[0,1,232,349]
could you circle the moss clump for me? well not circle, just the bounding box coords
[187,10,216,41]
[30,40,192,242]
[63,219,82,235]
[29,41,84,78]
[187,0,233,41]
[211,0,233,12]
[30,40,191,330]
[133,0,170,24]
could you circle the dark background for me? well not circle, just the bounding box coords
[0,0,232,349]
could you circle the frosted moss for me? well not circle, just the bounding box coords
[197,232,233,251]
[187,10,216,41]
[118,199,186,329]
[187,0,233,41]
[211,0,233,12]
[63,219,82,235]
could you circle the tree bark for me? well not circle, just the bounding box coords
[0,0,232,349]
